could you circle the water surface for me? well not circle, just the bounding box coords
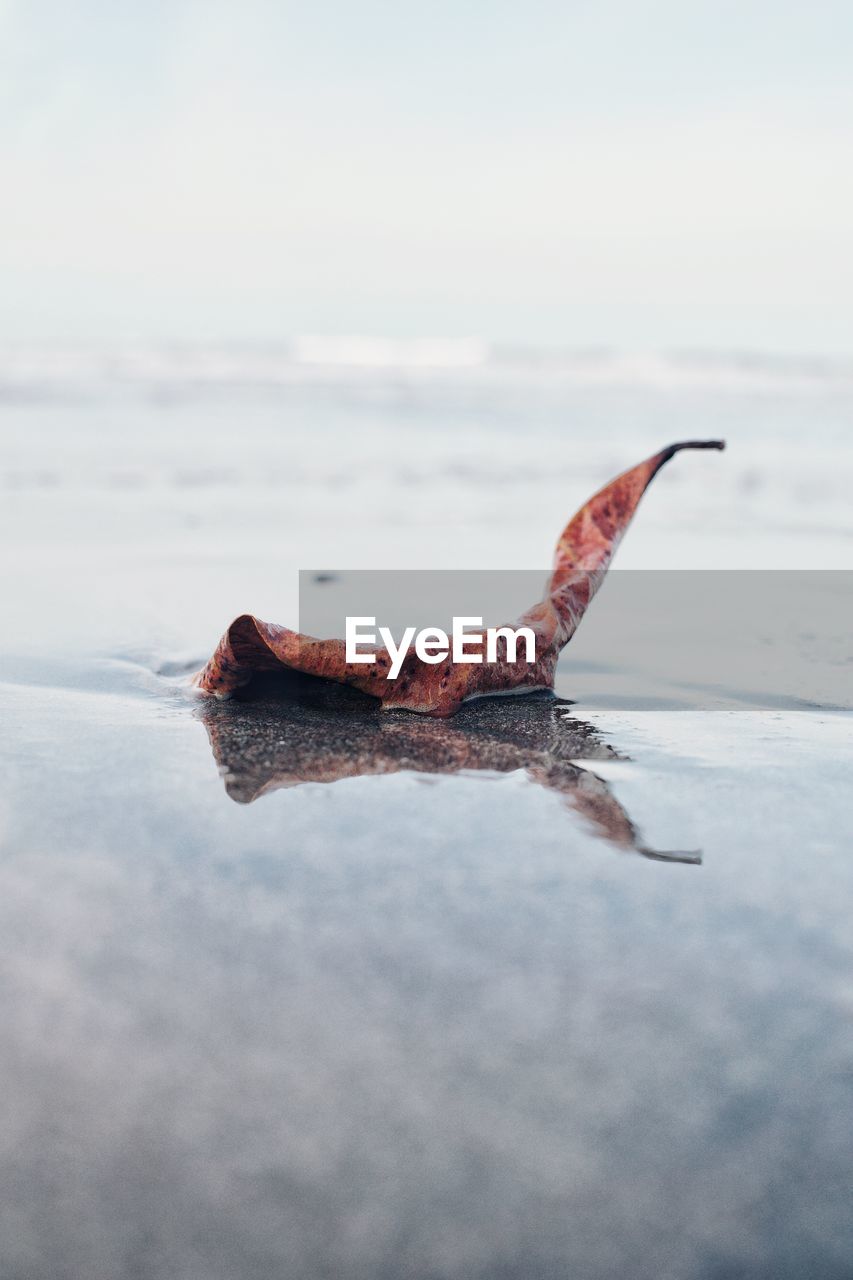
[1,347,852,1278]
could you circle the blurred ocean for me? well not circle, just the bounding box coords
[1,343,852,1279]
[4,340,853,661]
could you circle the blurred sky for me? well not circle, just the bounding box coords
[2,0,852,352]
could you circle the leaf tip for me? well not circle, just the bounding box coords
[663,438,726,457]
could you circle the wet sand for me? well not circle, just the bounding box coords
[1,349,852,1278]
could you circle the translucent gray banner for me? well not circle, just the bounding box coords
[298,570,853,713]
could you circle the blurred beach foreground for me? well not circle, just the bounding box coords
[1,343,852,1279]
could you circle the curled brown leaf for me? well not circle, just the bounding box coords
[194,439,724,716]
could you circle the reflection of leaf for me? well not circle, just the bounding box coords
[194,440,724,716]
[198,682,700,864]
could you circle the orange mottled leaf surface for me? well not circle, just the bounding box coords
[193,440,724,716]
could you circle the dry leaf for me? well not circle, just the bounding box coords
[194,439,724,715]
